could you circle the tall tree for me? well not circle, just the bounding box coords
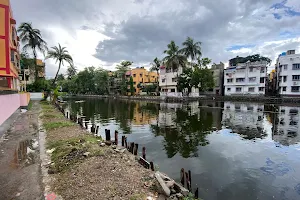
[179,37,202,64]
[18,22,48,80]
[66,65,77,79]
[116,61,133,95]
[150,57,161,95]
[46,44,73,87]
[163,41,187,71]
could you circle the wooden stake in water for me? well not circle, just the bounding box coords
[121,136,125,146]
[150,161,154,171]
[134,143,138,155]
[188,170,192,187]
[125,137,127,148]
[194,188,199,199]
[115,131,118,145]
[130,142,134,154]
[96,126,99,135]
[105,129,111,141]
[180,168,185,186]
[142,147,146,160]
[85,122,88,129]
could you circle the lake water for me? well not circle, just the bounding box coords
[65,98,300,200]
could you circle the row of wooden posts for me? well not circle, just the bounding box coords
[55,103,198,198]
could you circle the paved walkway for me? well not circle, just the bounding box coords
[0,101,43,200]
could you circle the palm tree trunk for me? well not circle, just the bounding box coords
[33,49,38,81]
[52,60,62,87]
[156,69,159,96]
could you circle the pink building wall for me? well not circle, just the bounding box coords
[0,93,30,126]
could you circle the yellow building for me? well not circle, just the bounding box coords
[125,67,158,95]
[0,0,20,90]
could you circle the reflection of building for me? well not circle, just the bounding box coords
[267,69,276,96]
[126,67,158,95]
[224,61,267,96]
[273,106,300,146]
[0,0,20,90]
[158,103,182,128]
[132,103,156,125]
[276,50,300,96]
[222,102,267,139]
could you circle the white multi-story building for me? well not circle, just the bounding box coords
[159,66,199,97]
[276,50,300,96]
[224,61,267,96]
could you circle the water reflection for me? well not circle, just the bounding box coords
[65,98,300,200]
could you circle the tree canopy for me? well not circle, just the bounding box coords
[229,54,272,66]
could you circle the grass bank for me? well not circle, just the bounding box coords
[39,101,160,200]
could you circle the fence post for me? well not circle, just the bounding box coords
[121,136,125,146]
[180,168,185,186]
[150,161,154,171]
[194,188,199,199]
[142,147,146,160]
[115,131,118,145]
[134,143,138,155]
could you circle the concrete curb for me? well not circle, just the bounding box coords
[38,109,63,200]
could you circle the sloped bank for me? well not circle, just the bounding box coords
[40,101,198,200]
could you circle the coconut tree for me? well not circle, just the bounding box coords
[163,40,187,71]
[150,57,161,95]
[46,44,73,87]
[18,22,47,80]
[179,37,202,65]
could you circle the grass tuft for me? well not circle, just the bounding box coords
[47,135,103,173]
[44,121,74,131]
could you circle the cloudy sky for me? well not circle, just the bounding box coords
[11,0,300,78]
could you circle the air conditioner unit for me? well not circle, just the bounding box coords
[24,69,30,75]
[294,82,298,85]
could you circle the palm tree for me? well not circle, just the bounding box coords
[46,44,73,86]
[150,57,161,95]
[179,37,201,65]
[163,41,187,71]
[18,22,47,80]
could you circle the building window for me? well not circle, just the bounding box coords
[260,67,265,73]
[284,65,288,70]
[292,64,300,70]
[236,87,242,92]
[10,51,15,62]
[292,75,300,81]
[249,67,254,72]
[173,68,178,72]
[259,87,265,92]
[133,74,136,77]
[248,87,255,92]
[171,89,175,92]
[140,74,143,77]
[279,76,282,82]
[162,78,165,83]
[291,86,300,92]
[227,88,231,91]
[166,68,172,73]
[172,78,177,82]
[260,77,265,83]
[249,77,256,82]
[227,79,233,83]
[283,87,287,92]
[283,76,287,82]
[236,78,245,82]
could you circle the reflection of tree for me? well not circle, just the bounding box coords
[66,98,159,134]
[151,107,213,158]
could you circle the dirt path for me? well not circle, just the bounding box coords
[0,101,43,200]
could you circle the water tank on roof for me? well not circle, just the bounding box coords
[281,52,286,56]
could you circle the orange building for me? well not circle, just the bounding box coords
[0,0,20,90]
[125,67,158,95]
